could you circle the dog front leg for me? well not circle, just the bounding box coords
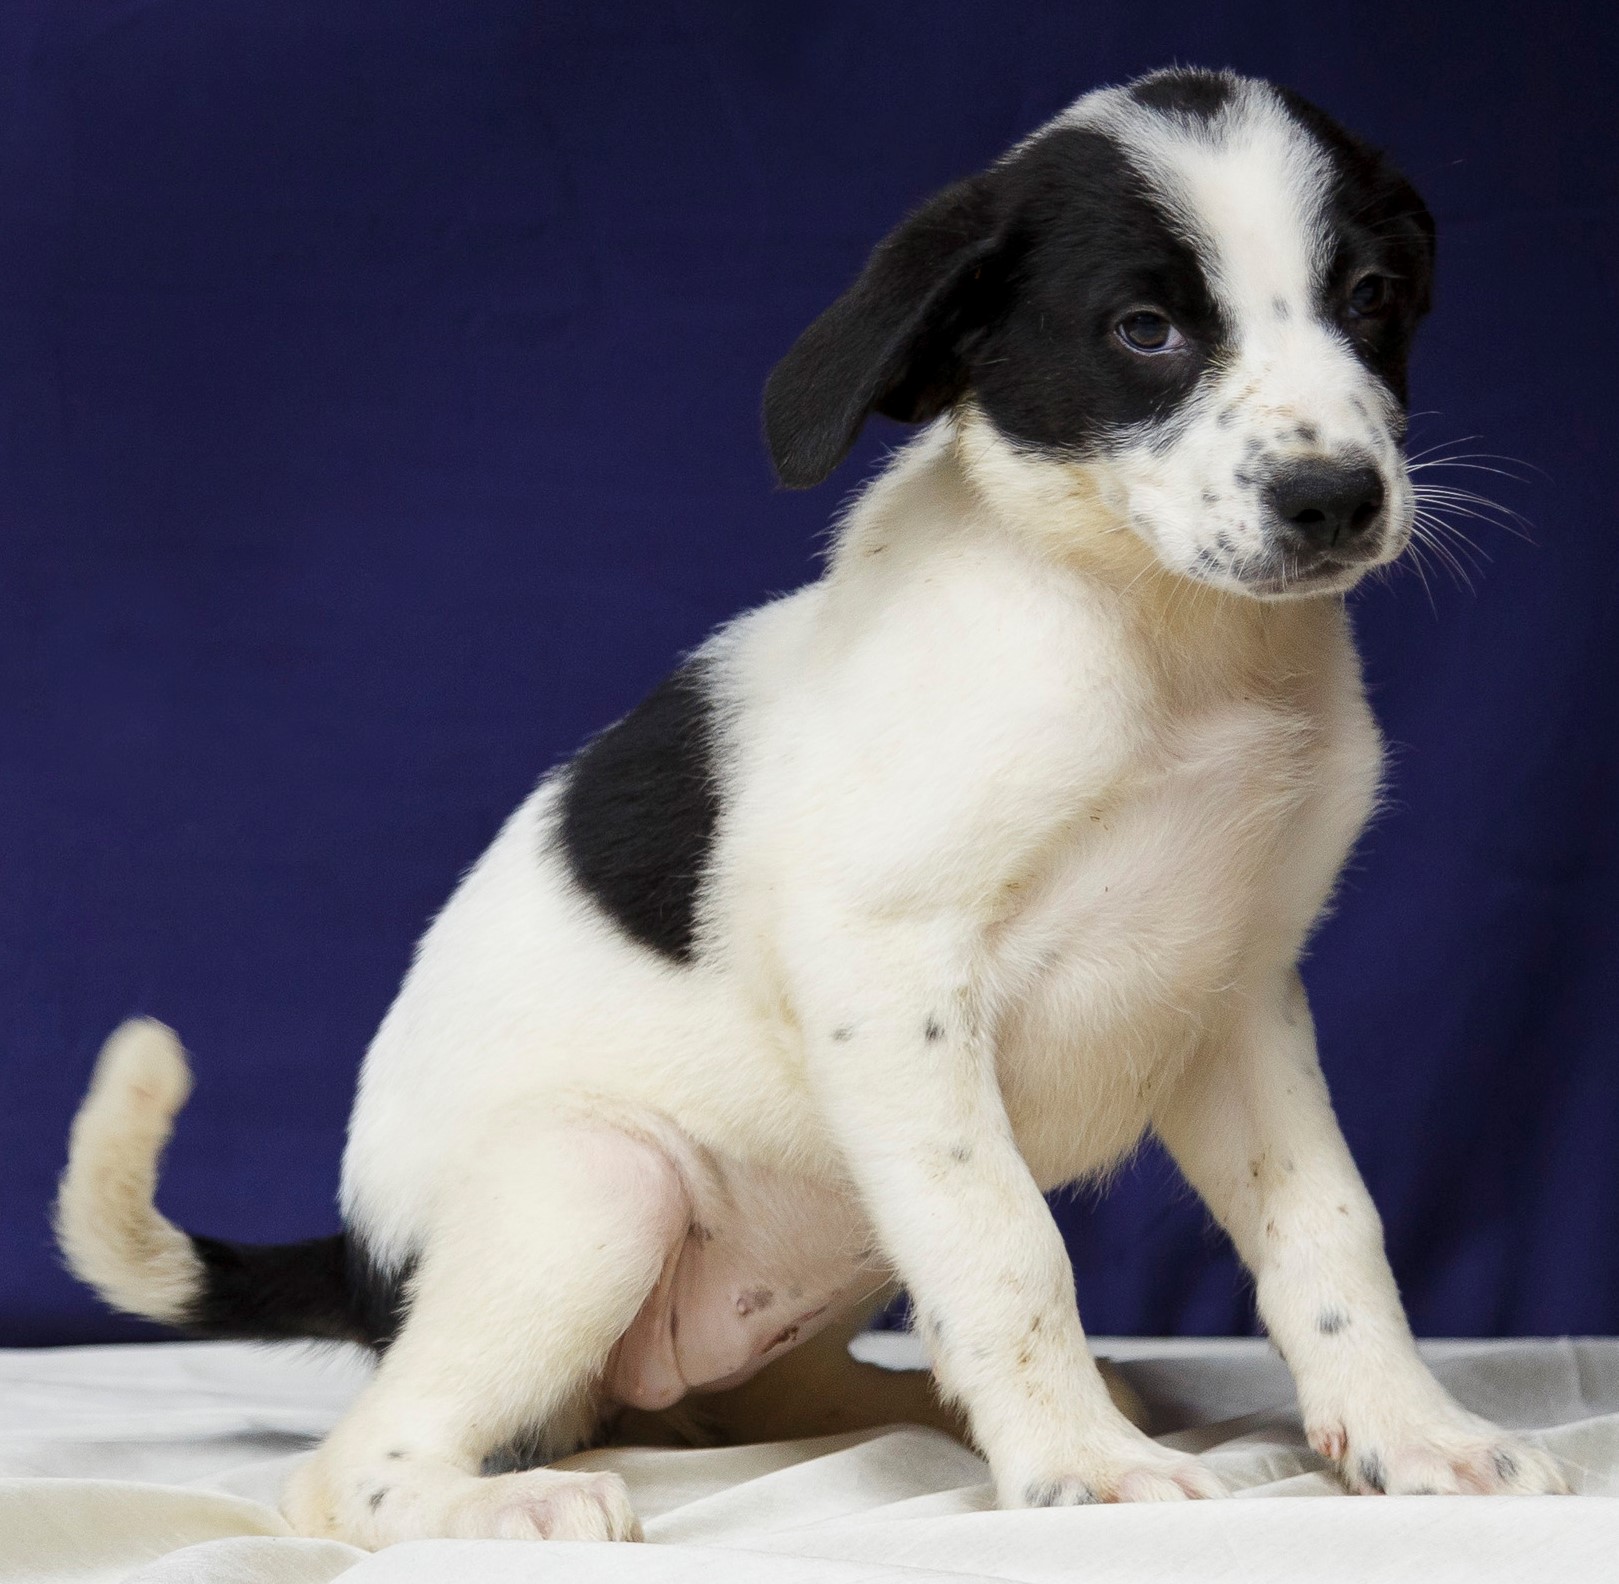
[789,909,1223,1507]
[1155,967,1566,1495]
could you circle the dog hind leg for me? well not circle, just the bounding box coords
[284,1125,690,1545]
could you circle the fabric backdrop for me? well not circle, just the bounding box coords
[2,1,1615,1346]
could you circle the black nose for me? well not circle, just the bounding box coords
[1264,461,1385,552]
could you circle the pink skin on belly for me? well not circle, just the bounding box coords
[603,1149,878,1411]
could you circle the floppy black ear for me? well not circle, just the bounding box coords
[763,175,1009,489]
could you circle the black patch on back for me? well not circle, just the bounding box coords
[183,1230,413,1348]
[1130,67,1235,120]
[557,660,721,963]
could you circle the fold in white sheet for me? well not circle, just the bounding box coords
[1,1337,1614,1583]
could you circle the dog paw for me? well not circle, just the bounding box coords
[1017,1442,1227,1506]
[1309,1418,1566,1497]
[449,1468,642,1541]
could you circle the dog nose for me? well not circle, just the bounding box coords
[1265,461,1385,551]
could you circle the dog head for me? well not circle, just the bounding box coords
[765,69,1435,599]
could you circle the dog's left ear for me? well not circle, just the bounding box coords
[763,174,1010,489]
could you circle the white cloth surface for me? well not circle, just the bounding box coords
[1,1336,1614,1583]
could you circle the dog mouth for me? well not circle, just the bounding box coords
[1197,541,1385,599]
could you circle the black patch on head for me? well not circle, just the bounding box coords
[1129,67,1235,121]
[1274,87,1435,406]
[763,75,1430,488]
[966,128,1228,456]
[1358,1453,1386,1493]
[764,124,1228,485]
[557,659,721,964]
[181,1230,413,1350]
[1316,1307,1349,1335]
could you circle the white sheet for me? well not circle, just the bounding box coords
[2,1336,1614,1583]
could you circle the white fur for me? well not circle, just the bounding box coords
[62,77,1566,1546]
[56,1019,203,1326]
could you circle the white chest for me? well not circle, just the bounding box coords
[989,695,1368,1189]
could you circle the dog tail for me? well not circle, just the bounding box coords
[55,1019,368,1344]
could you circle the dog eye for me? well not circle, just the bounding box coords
[1347,274,1393,318]
[1117,311,1185,353]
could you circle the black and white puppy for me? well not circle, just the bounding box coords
[59,68,1566,1545]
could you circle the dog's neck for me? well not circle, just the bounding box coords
[827,407,1343,690]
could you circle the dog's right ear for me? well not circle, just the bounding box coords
[763,175,1010,489]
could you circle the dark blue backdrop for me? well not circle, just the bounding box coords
[3,1,1616,1347]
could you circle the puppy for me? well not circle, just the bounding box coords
[58,68,1566,1545]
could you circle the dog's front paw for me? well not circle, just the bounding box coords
[1309,1415,1566,1496]
[1016,1438,1227,1506]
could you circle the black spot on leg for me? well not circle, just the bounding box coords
[1493,1449,1519,1482]
[1358,1454,1386,1493]
[924,1018,944,1042]
[831,1026,853,1042]
[368,1488,388,1511]
[1025,1479,1098,1507]
[1317,1308,1349,1335]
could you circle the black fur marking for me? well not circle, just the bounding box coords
[1129,68,1235,121]
[557,660,721,964]
[387,1449,405,1460]
[924,1018,944,1042]
[481,1430,553,1477]
[1274,86,1435,406]
[1271,295,1290,320]
[1492,1449,1519,1482]
[183,1231,413,1349]
[368,1488,388,1511]
[949,1143,973,1164]
[1316,1307,1349,1335]
[832,1025,853,1042]
[765,115,1230,486]
[763,72,1428,489]
[1358,1453,1386,1493]
[1025,1478,1099,1507]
